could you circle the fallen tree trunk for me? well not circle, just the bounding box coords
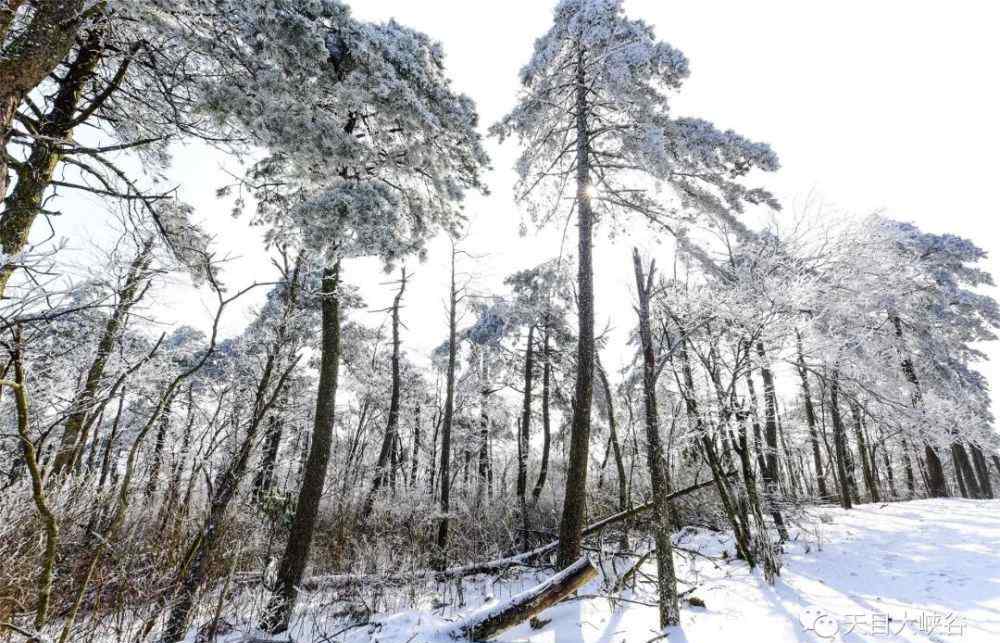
[294,476,721,591]
[580,476,720,538]
[448,556,597,641]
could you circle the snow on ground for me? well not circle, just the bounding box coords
[266,498,1000,642]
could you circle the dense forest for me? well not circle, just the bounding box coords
[1,1,997,642]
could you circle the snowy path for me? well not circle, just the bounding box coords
[303,499,1000,642]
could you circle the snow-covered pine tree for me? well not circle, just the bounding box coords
[182,2,490,631]
[493,0,779,568]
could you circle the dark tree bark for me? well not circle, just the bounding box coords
[879,434,898,499]
[924,444,949,498]
[263,260,341,634]
[795,330,828,500]
[744,376,769,487]
[971,444,994,499]
[850,404,879,502]
[531,322,552,504]
[828,368,853,510]
[557,48,596,571]
[433,246,459,570]
[951,442,981,499]
[363,268,407,517]
[409,402,421,488]
[755,342,789,539]
[427,406,440,495]
[901,439,917,497]
[516,324,535,551]
[477,354,492,498]
[632,249,680,627]
[952,446,970,498]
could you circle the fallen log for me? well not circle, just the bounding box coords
[448,556,597,641]
[579,475,722,538]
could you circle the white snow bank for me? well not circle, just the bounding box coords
[183,498,1000,642]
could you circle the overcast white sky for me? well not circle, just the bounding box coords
[48,1,1000,421]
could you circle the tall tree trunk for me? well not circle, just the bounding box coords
[828,367,853,510]
[795,330,828,500]
[516,324,535,550]
[754,343,789,539]
[850,404,879,502]
[531,323,552,504]
[557,47,596,570]
[892,315,948,498]
[363,268,407,517]
[433,246,460,570]
[263,260,340,634]
[632,249,680,626]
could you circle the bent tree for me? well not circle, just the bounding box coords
[494,0,778,568]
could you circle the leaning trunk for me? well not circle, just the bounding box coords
[263,260,341,633]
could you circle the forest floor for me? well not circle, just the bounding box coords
[213,498,1000,642]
